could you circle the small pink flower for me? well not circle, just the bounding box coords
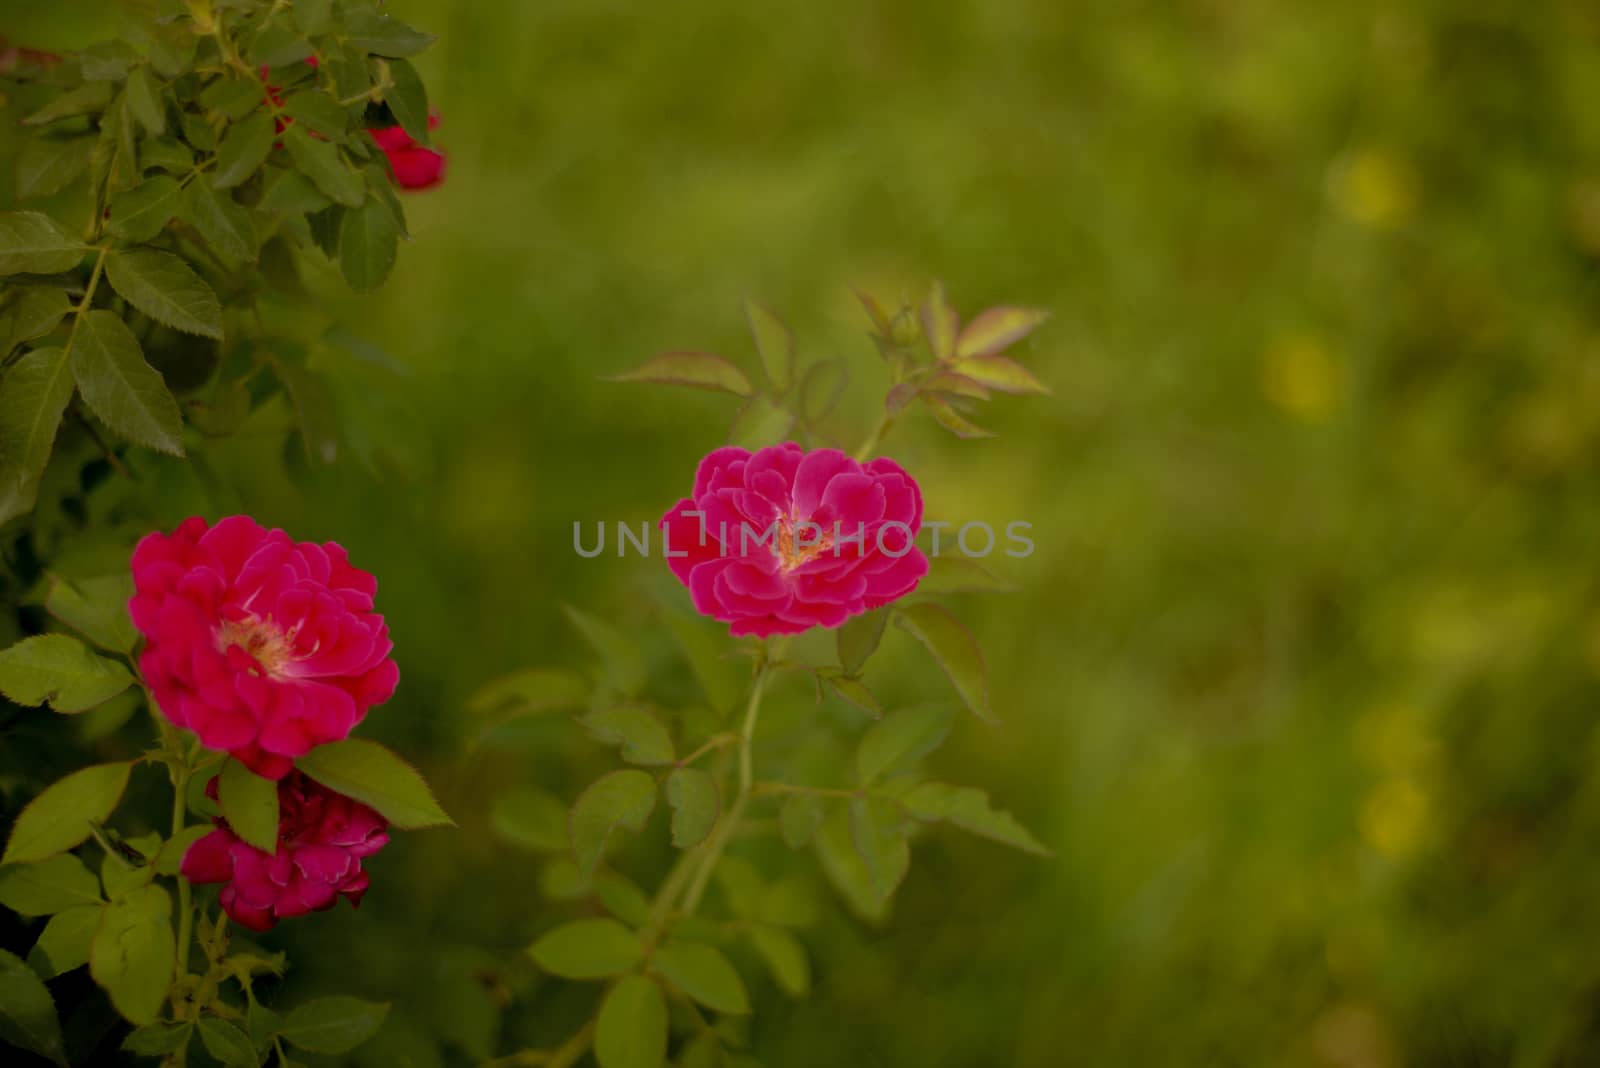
[370,113,446,190]
[130,516,399,779]
[660,444,929,637]
[181,773,388,932]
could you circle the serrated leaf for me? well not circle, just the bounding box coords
[582,706,676,766]
[747,926,809,997]
[249,24,315,69]
[894,603,993,721]
[283,126,365,207]
[0,213,87,275]
[848,798,910,905]
[17,136,94,200]
[529,918,642,979]
[108,177,183,242]
[212,110,275,189]
[819,670,882,717]
[490,786,569,852]
[182,180,256,264]
[856,704,953,785]
[651,939,749,1015]
[950,354,1049,395]
[197,1017,257,1067]
[296,738,452,829]
[0,948,67,1066]
[89,883,173,1026]
[0,854,102,916]
[71,309,186,455]
[565,606,648,696]
[104,250,223,339]
[778,793,825,850]
[4,288,71,345]
[217,759,279,854]
[279,996,389,1054]
[23,82,112,126]
[28,904,102,978]
[345,12,437,57]
[901,782,1051,855]
[595,975,667,1068]
[43,574,138,654]
[837,611,888,677]
[126,66,166,136]
[569,769,656,880]
[665,767,719,849]
[745,300,794,394]
[2,762,134,865]
[954,306,1048,359]
[339,196,399,292]
[608,352,753,396]
[0,634,132,714]
[921,282,958,361]
[0,346,74,525]
[384,59,430,144]
[922,393,993,439]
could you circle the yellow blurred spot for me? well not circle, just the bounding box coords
[1329,150,1416,229]
[1567,180,1600,256]
[1361,778,1428,858]
[1312,1002,1398,1068]
[1262,334,1341,421]
[1353,704,1436,776]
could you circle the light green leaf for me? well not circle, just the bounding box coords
[594,870,651,927]
[181,181,256,264]
[595,975,667,1068]
[279,996,389,1054]
[218,758,280,854]
[345,12,437,57]
[529,918,642,979]
[89,883,173,1026]
[747,926,809,997]
[565,606,648,696]
[953,306,1049,359]
[295,738,452,829]
[921,281,958,361]
[283,126,365,207]
[99,852,152,901]
[569,769,656,880]
[893,603,993,721]
[665,767,718,849]
[126,66,166,136]
[44,574,138,653]
[0,854,102,915]
[107,177,183,242]
[745,300,794,394]
[0,634,133,714]
[70,309,186,455]
[17,136,95,200]
[582,706,675,766]
[900,782,1051,856]
[28,904,102,978]
[856,703,953,785]
[607,353,753,397]
[383,59,430,144]
[2,762,134,865]
[651,939,749,1015]
[836,610,887,678]
[778,793,825,850]
[489,787,569,853]
[0,346,74,525]
[339,196,399,292]
[0,948,66,1066]
[212,110,275,190]
[819,670,882,718]
[848,797,910,904]
[727,393,794,449]
[949,354,1049,395]
[0,213,86,275]
[921,393,993,439]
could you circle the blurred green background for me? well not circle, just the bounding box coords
[11,0,1600,1064]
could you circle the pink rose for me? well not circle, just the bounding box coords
[181,773,389,932]
[370,113,446,190]
[130,515,399,779]
[660,444,929,637]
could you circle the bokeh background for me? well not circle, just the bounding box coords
[9,0,1600,1064]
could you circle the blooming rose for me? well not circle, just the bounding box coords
[181,773,388,931]
[370,114,446,190]
[130,515,399,779]
[660,444,929,637]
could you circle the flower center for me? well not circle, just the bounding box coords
[774,518,832,572]
[217,617,295,676]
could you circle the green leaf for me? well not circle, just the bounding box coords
[43,574,139,654]
[260,168,333,213]
[594,871,651,927]
[0,213,87,275]
[921,393,993,439]
[249,24,315,69]
[814,807,888,922]
[126,66,166,136]
[339,196,399,292]
[103,248,223,339]
[949,354,1049,395]
[140,137,194,174]
[607,352,753,396]
[818,670,882,718]
[70,309,187,455]
[528,918,642,979]
[468,667,590,732]
[848,798,910,904]
[89,883,173,1026]
[123,1021,193,1057]
[921,281,958,361]
[0,346,74,525]
[197,1017,257,1067]
[295,0,335,35]
[274,361,339,465]
[23,82,112,126]
[218,758,280,854]
[490,786,569,852]
[798,358,848,424]
[279,996,389,1054]
[17,136,95,200]
[565,606,648,696]
[283,126,365,207]
[569,769,656,880]
[28,904,102,978]
[212,110,276,189]
[283,90,351,141]
[182,112,218,152]
[3,287,71,345]
[727,393,794,448]
[954,306,1049,359]
[199,77,263,122]
[665,767,719,849]
[107,177,183,242]
[2,762,134,865]
[856,703,953,785]
[0,854,102,915]
[745,300,795,394]
[384,58,430,144]
[99,852,152,901]
[778,793,825,850]
[747,926,809,997]
[295,738,452,829]
[595,976,667,1068]
[0,948,66,1067]
[651,939,749,1015]
[582,706,675,766]
[900,783,1051,855]
[893,603,993,721]
[79,41,137,81]
[0,634,133,714]
[181,180,256,264]
[345,12,437,57]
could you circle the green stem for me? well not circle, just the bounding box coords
[853,410,897,462]
[171,758,194,987]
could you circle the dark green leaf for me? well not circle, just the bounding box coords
[126,66,166,136]
[296,738,452,829]
[23,83,112,126]
[249,25,315,69]
[345,12,437,57]
[565,606,648,696]
[0,213,86,275]
[0,634,133,715]
[28,904,102,978]
[78,41,137,81]
[0,346,74,525]
[819,670,882,718]
[122,1022,193,1057]
[893,603,994,721]
[71,310,186,455]
[212,110,275,189]
[260,168,332,213]
[582,705,676,766]
[294,0,336,35]
[182,112,218,152]
[665,767,719,849]
[569,769,656,880]
[197,1017,258,1067]
[338,196,399,292]
[0,948,66,1066]
[89,883,173,1026]
[595,976,667,1068]
[528,918,642,979]
[17,136,94,200]
[104,248,224,339]
[140,137,194,174]
[218,758,280,854]
[3,288,71,345]
[651,940,750,1015]
[283,126,365,207]
[279,996,388,1054]
[200,77,263,121]
[182,180,256,264]
[107,177,183,242]
[383,58,430,144]
[778,793,825,850]
[283,90,351,141]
